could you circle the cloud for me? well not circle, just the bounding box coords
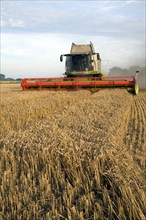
[9,18,26,28]
[1,0,145,39]
[126,0,137,5]
[0,19,6,27]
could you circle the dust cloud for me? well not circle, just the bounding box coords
[108,66,146,89]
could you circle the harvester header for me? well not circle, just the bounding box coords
[21,42,139,94]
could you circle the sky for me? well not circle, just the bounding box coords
[1,0,146,78]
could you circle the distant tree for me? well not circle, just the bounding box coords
[5,78,15,81]
[0,74,5,80]
[16,78,22,81]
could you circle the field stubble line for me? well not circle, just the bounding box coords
[124,93,146,168]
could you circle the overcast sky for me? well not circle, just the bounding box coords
[1,0,145,78]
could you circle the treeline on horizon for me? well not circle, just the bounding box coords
[0,74,22,81]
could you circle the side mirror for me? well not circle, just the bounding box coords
[60,55,63,62]
[135,70,140,79]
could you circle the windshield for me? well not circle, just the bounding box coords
[72,55,89,71]
[66,55,90,72]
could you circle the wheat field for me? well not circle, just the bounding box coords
[0,84,146,220]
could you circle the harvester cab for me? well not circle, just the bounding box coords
[60,42,103,77]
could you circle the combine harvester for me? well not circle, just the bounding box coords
[21,42,139,94]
